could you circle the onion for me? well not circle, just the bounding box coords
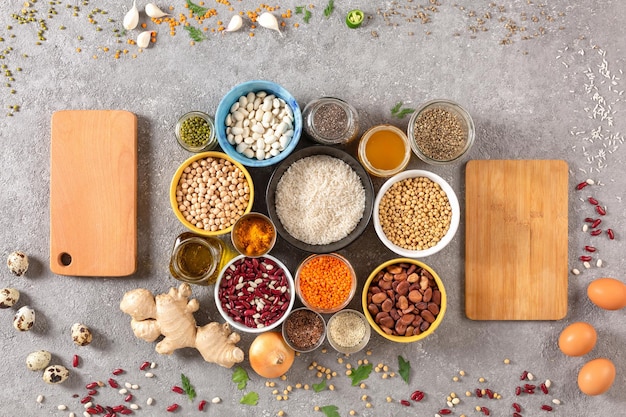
[248,332,294,379]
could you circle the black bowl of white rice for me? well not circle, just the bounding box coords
[266,145,374,253]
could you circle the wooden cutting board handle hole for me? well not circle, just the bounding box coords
[58,253,72,267]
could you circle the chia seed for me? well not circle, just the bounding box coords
[284,309,324,351]
[303,97,359,145]
[312,102,348,139]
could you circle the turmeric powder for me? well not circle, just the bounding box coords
[232,213,276,257]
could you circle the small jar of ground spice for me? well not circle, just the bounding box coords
[231,212,276,257]
[282,308,326,352]
[302,97,359,145]
[327,309,370,354]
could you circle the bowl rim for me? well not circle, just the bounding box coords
[215,80,302,168]
[361,258,447,343]
[281,307,327,353]
[373,169,460,258]
[326,308,371,354]
[169,151,255,236]
[266,145,375,253]
[406,99,475,165]
[214,253,296,334]
[294,252,357,314]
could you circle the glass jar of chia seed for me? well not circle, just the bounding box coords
[302,97,359,145]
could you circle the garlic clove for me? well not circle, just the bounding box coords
[257,12,282,37]
[225,15,243,32]
[145,3,170,18]
[123,0,139,31]
[136,31,153,48]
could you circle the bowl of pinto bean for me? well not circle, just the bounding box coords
[215,254,295,334]
[362,258,447,343]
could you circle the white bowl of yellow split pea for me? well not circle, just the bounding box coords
[373,170,460,258]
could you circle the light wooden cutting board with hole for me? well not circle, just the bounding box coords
[465,160,569,320]
[50,110,137,276]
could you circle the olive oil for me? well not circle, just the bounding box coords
[170,232,234,285]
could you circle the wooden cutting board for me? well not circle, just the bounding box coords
[465,160,569,320]
[50,110,137,276]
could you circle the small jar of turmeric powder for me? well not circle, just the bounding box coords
[295,253,357,314]
[231,212,277,257]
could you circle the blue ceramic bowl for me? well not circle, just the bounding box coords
[215,80,302,168]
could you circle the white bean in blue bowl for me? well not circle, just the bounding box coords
[215,80,302,168]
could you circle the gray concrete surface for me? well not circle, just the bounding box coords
[1,0,625,416]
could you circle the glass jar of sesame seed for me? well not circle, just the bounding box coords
[302,97,359,145]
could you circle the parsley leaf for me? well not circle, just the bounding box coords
[240,391,259,405]
[348,363,372,386]
[295,6,313,24]
[398,355,411,384]
[184,25,207,42]
[181,373,197,401]
[391,101,415,119]
[232,366,249,390]
[320,405,340,417]
[186,0,208,16]
[312,379,327,392]
[323,0,334,18]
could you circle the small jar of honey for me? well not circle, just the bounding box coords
[169,232,232,285]
[358,124,411,177]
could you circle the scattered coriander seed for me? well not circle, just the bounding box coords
[478,377,486,383]
[504,358,511,364]
[386,396,393,402]
[459,370,466,376]
[452,376,459,382]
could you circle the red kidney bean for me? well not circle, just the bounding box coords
[439,409,452,415]
[88,390,98,396]
[172,386,184,394]
[513,403,522,412]
[72,354,80,368]
[541,404,553,411]
[540,382,549,394]
[166,404,179,412]
[584,246,596,252]
[96,404,105,413]
[513,413,522,417]
[485,388,494,399]
[120,409,132,415]
[198,400,207,411]
[400,400,411,406]
[584,217,595,223]
[124,394,133,402]
[591,229,602,236]
[81,396,92,404]
[140,361,151,371]
[515,386,522,396]
[475,388,483,397]
[481,406,490,416]
[410,390,424,402]
[607,228,615,240]
[579,255,592,262]
[591,219,602,228]
[108,378,119,388]
[86,382,99,389]
[588,197,599,205]
[112,405,125,412]
[86,408,99,414]
[596,205,606,215]
[520,370,528,380]
[576,182,588,190]
[112,368,125,375]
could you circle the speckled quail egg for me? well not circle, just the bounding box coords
[0,287,20,308]
[26,350,52,371]
[7,251,29,276]
[71,322,93,346]
[42,365,69,384]
[13,305,35,331]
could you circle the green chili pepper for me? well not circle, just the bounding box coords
[345,9,364,29]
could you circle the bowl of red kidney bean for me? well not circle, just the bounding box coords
[361,258,447,343]
[215,254,295,333]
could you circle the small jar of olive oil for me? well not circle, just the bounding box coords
[169,232,233,285]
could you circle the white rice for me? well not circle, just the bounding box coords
[275,155,366,245]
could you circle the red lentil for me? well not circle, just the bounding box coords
[298,255,353,311]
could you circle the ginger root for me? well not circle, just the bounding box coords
[120,283,244,368]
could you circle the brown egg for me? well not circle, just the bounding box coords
[577,358,616,396]
[587,277,626,310]
[558,322,597,356]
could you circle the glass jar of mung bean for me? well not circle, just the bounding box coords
[175,111,217,152]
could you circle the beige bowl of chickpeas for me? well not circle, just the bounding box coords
[170,151,254,236]
[373,170,460,258]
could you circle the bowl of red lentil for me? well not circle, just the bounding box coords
[295,253,357,314]
[170,151,254,236]
[373,170,460,258]
[362,258,447,343]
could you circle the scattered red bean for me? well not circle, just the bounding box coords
[513,402,522,412]
[515,386,522,396]
[86,407,99,414]
[124,394,133,402]
[591,218,602,228]
[96,405,105,413]
[88,389,98,396]
[410,390,425,402]
[576,181,588,190]
[584,217,595,223]
[588,197,599,205]
[485,388,494,399]
[579,255,592,262]
[591,229,602,236]
[584,245,596,252]
[198,400,207,411]
[541,404,554,411]
[439,409,452,415]
[540,382,549,394]
[112,368,125,375]
[475,388,483,397]
[481,406,491,416]
[607,229,615,240]
[108,378,119,388]
[172,386,184,394]
[80,396,92,404]
[72,354,80,368]
[596,205,606,215]
[520,370,528,380]
[513,413,522,417]
[113,405,125,412]
[86,382,99,390]
[167,403,179,412]
[400,400,411,406]
[120,409,133,415]
[140,361,151,371]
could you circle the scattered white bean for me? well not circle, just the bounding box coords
[596,259,603,267]
[583,261,591,269]
[84,402,93,409]
[58,404,67,411]
[447,400,454,407]
[119,388,128,395]
[150,362,157,369]
[125,382,132,389]
[36,395,44,403]
[452,397,461,405]
[582,224,588,232]
[147,397,154,405]
[545,379,552,388]
[586,178,595,185]
[84,411,92,417]
[527,372,534,381]
[70,413,76,417]
[572,268,580,275]
[131,384,139,390]
[211,397,222,404]
[130,403,140,410]
[552,398,561,405]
